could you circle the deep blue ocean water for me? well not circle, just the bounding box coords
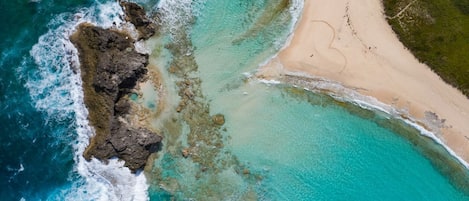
[1,0,468,200]
[0,1,93,200]
[1,1,148,200]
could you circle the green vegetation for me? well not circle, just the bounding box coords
[452,0,469,14]
[383,0,469,97]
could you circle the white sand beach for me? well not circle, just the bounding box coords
[259,0,469,163]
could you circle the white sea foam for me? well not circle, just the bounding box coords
[260,71,469,169]
[288,0,304,31]
[278,0,304,49]
[18,164,24,172]
[135,40,151,55]
[7,163,26,182]
[155,0,195,35]
[153,0,208,39]
[23,1,149,200]
[401,119,469,169]
[96,1,124,27]
[258,0,304,68]
[258,79,281,85]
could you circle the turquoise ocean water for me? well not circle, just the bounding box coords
[1,0,468,200]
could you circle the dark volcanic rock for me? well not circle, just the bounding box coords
[109,120,162,170]
[95,49,149,100]
[71,24,149,100]
[115,98,131,116]
[70,23,162,172]
[120,1,157,40]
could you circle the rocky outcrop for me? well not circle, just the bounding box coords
[109,120,162,170]
[120,1,157,40]
[70,19,161,172]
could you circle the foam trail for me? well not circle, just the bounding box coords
[287,0,304,32]
[277,0,304,49]
[258,0,304,68]
[23,1,149,200]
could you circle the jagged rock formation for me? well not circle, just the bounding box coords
[69,2,161,172]
[120,1,157,40]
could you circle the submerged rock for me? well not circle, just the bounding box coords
[70,21,162,172]
[181,148,190,158]
[212,114,225,126]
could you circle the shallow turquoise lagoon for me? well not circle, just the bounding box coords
[221,84,469,200]
[146,0,469,199]
[1,0,468,200]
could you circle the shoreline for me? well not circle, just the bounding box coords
[259,73,469,169]
[259,0,469,164]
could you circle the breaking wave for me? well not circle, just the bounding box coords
[22,1,148,200]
